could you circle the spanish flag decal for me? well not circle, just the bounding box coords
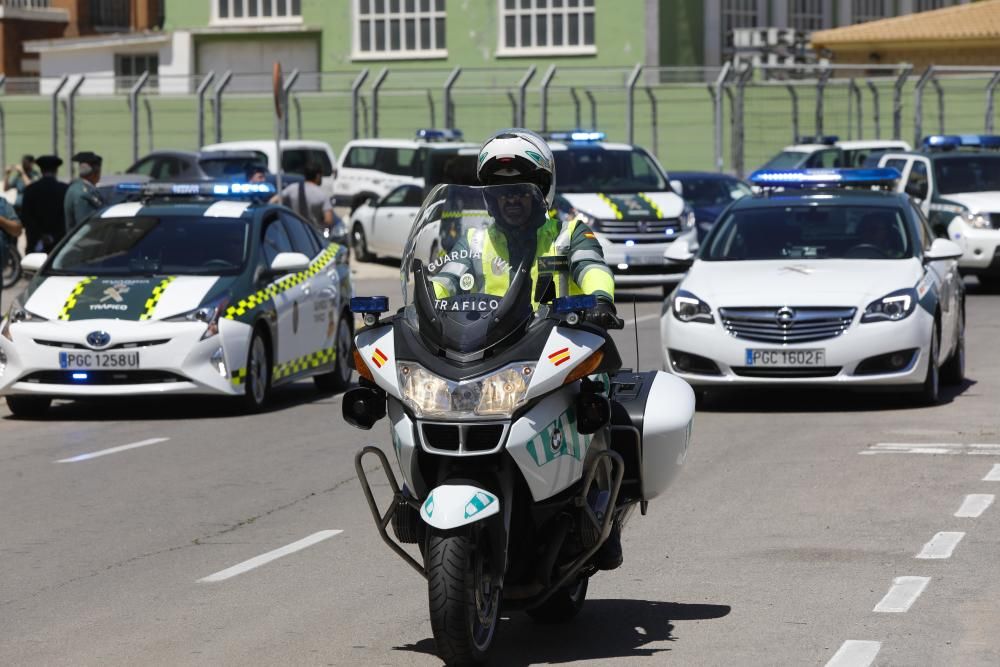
[548,347,571,367]
[372,348,388,369]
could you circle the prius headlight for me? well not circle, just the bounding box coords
[2,297,47,341]
[862,288,918,323]
[398,362,535,418]
[164,295,230,340]
[671,289,714,323]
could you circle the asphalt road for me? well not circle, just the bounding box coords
[2,263,999,666]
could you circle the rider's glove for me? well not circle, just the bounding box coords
[586,300,624,330]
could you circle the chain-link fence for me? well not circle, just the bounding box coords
[3,62,1000,179]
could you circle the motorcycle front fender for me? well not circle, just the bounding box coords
[420,484,500,530]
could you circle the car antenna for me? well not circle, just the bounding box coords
[632,295,640,373]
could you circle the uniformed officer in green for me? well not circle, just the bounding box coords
[64,151,106,233]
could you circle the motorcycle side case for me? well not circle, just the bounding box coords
[609,371,695,501]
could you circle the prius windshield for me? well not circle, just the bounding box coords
[401,184,550,354]
[703,204,915,261]
[48,216,250,276]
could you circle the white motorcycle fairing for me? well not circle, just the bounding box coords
[420,484,501,530]
[525,326,606,399]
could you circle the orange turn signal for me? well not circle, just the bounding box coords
[353,347,375,382]
[563,350,604,385]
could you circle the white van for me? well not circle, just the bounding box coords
[200,140,338,197]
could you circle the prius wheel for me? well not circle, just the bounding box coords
[941,303,965,386]
[239,331,271,413]
[427,531,501,665]
[352,223,374,262]
[526,577,588,624]
[914,326,940,406]
[314,314,353,393]
[6,396,52,419]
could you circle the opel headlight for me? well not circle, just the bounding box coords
[960,211,992,229]
[398,362,535,418]
[165,295,230,340]
[681,206,696,230]
[861,288,918,323]
[671,289,714,323]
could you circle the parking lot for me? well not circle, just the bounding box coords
[1,259,997,665]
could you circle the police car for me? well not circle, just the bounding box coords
[660,168,966,405]
[0,181,353,418]
[761,136,911,170]
[546,131,694,294]
[875,135,1000,290]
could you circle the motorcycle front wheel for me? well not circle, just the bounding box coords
[427,531,501,666]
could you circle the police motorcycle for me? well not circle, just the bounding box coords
[343,183,695,665]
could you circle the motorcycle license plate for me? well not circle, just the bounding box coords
[58,351,140,370]
[745,348,826,367]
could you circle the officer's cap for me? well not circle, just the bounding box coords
[71,151,103,166]
[35,155,63,170]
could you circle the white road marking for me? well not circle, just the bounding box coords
[825,640,881,667]
[56,437,170,463]
[198,530,342,583]
[873,576,930,613]
[916,532,965,559]
[861,443,1000,456]
[985,464,1000,481]
[955,494,994,518]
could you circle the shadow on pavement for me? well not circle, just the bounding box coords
[394,599,730,665]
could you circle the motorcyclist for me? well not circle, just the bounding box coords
[431,128,621,329]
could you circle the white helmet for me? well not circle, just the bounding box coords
[477,128,556,209]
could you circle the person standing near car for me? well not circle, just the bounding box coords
[273,162,342,234]
[64,152,105,233]
[0,195,24,306]
[21,155,68,253]
[5,154,40,213]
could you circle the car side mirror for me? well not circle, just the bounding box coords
[905,182,928,201]
[267,251,310,276]
[669,179,683,196]
[21,252,47,274]
[924,238,963,263]
[664,240,695,265]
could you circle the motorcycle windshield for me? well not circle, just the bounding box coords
[401,183,548,356]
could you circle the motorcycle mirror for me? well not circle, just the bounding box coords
[534,273,556,304]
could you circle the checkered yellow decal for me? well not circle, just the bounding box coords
[139,276,176,321]
[230,367,248,386]
[638,192,664,218]
[597,193,623,220]
[224,244,340,321]
[230,346,337,385]
[58,277,96,321]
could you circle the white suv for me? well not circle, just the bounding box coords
[200,140,338,197]
[334,130,478,211]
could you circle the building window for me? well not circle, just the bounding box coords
[915,0,951,10]
[91,0,130,31]
[497,0,596,57]
[213,0,303,24]
[852,0,889,23]
[353,0,447,61]
[788,0,824,32]
[115,54,159,92]
[722,0,762,55]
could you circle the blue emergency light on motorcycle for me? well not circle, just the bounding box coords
[350,296,390,314]
[922,134,1000,150]
[553,294,598,313]
[749,167,901,189]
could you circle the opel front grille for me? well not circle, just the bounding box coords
[719,307,856,344]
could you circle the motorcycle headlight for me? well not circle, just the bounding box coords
[2,298,47,341]
[960,211,992,229]
[861,288,918,323]
[165,295,230,340]
[398,362,535,418]
[671,289,714,323]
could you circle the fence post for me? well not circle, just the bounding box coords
[713,62,731,172]
[516,65,536,127]
[568,88,581,128]
[848,78,862,140]
[371,68,389,138]
[292,94,303,139]
[281,68,300,140]
[426,90,436,127]
[359,97,369,136]
[350,69,369,139]
[143,98,153,153]
[913,65,935,147]
[443,66,461,129]
[196,71,215,149]
[129,70,150,164]
[0,75,6,177]
[866,79,881,139]
[50,74,69,158]
[931,77,945,135]
[64,75,85,178]
[506,91,517,126]
[584,89,598,131]
[643,87,658,159]
[985,72,1000,133]
[212,70,232,144]
[785,83,799,141]
[734,65,752,178]
[893,64,912,141]
[625,63,642,144]
[539,65,556,132]
[815,65,831,135]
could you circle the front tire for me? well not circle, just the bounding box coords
[6,395,51,419]
[314,313,353,393]
[914,325,940,406]
[352,223,374,262]
[940,303,965,386]
[526,577,588,624]
[427,532,501,666]
[239,330,271,413]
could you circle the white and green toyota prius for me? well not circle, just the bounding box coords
[0,182,354,418]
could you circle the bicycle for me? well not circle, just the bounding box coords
[2,235,22,287]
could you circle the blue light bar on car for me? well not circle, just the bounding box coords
[553,294,598,313]
[546,130,606,142]
[922,134,1000,149]
[116,181,277,198]
[796,134,839,145]
[350,296,390,314]
[748,168,901,189]
[416,128,464,141]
